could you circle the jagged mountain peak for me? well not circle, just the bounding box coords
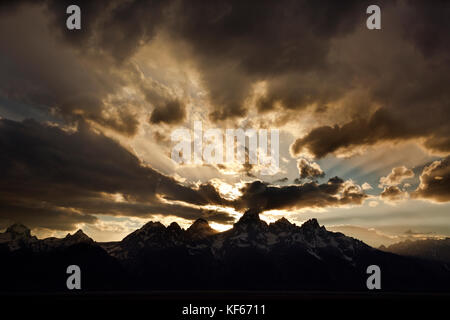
[65,229,92,242]
[273,217,292,226]
[0,224,37,251]
[6,223,32,238]
[234,209,262,226]
[269,216,296,233]
[300,218,323,231]
[142,221,165,229]
[187,218,217,239]
[2,218,449,292]
[233,209,268,233]
[121,221,166,243]
[73,229,86,236]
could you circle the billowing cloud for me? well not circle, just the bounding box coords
[3,1,450,150]
[150,100,186,125]
[0,119,233,230]
[0,4,187,136]
[286,1,450,158]
[379,166,414,187]
[297,158,325,180]
[412,156,450,202]
[233,177,367,212]
[290,108,444,158]
[380,186,408,202]
[1,0,368,123]
[1,1,450,235]
[362,183,373,190]
[169,0,365,121]
[0,5,143,136]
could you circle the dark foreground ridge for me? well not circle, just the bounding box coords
[1,211,449,292]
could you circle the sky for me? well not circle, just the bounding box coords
[0,0,449,247]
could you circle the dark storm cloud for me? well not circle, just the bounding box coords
[297,158,325,180]
[0,118,371,230]
[0,5,142,136]
[232,177,367,212]
[21,0,366,121]
[0,3,183,136]
[291,109,403,157]
[0,119,233,230]
[291,98,450,158]
[3,0,450,156]
[150,100,186,125]
[289,1,450,158]
[43,0,171,62]
[1,0,449,233]
[169,0,365,120]
[162,0,449,132]
[402,0,450,57]
[412,156,450,203]
[182,0,450,155]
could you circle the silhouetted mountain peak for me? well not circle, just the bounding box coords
[187,218,217,239]
[273,217,292,227]
[301,218,322,231]
[168,222,182,232]
[2,216,450,292]
[233,209,268,233]
[6,223,32,238]
[276,217,290,224]
[72,229,85,236]
[142,221,165,230]
[269,217,296,233]
[64,229,93,244]
[234,209,261,226]
[0,224,38,250]
[122,221,166,243]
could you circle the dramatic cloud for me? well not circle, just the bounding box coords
[1,1,450,235]
[0,5,143,136]
[286,1,450,158]
[379,166,414,187]
[0,4,187,136]
[3,1,450,147]
[4,0,367,123]
[412,156,450,202]
[401,0,450,58]
[0,119,233,230]
[291,109,427,158]
[380,186,408,202]
[233,177,367,212]
[169,0,365,120]
[297,158,325,180]
[362,183,373,190]
[150,100,186,125]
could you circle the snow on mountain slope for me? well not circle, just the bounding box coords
[101,209,373,264]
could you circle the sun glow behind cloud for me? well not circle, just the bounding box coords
[0,1,449,247]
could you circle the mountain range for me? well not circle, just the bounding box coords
[1,210,449,292]
[380,238,450,263]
